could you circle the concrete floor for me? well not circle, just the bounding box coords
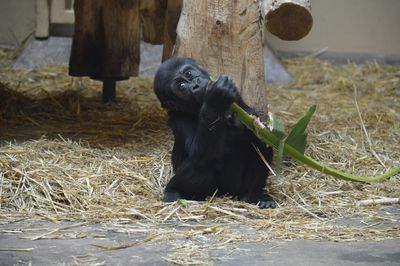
[0,220,399,266]
[4,37,399,266]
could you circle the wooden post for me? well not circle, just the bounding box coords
[102,80,116,103]
[35,0,50,39]
[174,0,267,114]
[261,0,313,41]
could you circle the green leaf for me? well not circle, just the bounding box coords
[230,102,399,183]
[178,199,188,207]
[268,112,285,140]
[285,105,316,154]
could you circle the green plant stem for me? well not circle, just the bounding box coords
[229,102,400,184]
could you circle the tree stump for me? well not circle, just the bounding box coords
[68,0,312,104]
[173,0,312,114]
[69,0,140,102]
[174,0,267,114]
[162,0,183,61]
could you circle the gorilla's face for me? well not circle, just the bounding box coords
[154,57,210,113]
[171,62,210,103]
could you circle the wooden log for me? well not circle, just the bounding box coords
[261,0,313,41]
[140,0,167,44]
[69,0,140,80]
[174,0,267,114]
[162,0,182,61]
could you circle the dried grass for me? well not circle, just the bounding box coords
[0,48,399,264]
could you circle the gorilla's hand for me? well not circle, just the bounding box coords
[205,75,240,112]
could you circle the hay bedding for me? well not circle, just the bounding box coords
[0,47,399,262]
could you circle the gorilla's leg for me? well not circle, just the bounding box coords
[164,160,217,201]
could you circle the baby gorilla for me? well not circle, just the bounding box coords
[154,57,276,208]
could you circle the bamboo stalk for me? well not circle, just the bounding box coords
[229,102,400,184]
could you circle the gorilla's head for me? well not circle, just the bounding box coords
[154,57,210,113]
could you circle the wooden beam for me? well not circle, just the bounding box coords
[261,0,313,41]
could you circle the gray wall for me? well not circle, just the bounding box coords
[0,0,35,46]
[1,0,399,57]
[265,0,400,56]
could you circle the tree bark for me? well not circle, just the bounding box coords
[261,0,313,41]
[174,0,267,114]
[140,0,167,44]
[69,0,140,80]
[162,0,183,61]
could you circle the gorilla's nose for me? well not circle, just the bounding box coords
[192,78,202,90]
[195,77,208,90]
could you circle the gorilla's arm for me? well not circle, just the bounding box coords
[168,113,196,172]
[169,75,239,166]
[164,76,238,201]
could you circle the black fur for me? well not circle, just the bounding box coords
[154,57,275,209]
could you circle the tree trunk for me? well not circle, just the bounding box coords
[69,0,140,80]
[261,0,312,41]
[140,0,167,44]
[174,0,267,114]
[162,0,182,61]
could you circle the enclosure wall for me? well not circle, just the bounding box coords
[265,0,400,56]
[0,0,35,46]
[0,0,400,58]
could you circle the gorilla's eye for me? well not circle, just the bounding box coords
[185,70,193,79]
[177,82,185,90]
